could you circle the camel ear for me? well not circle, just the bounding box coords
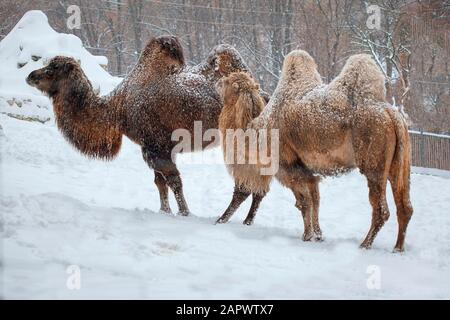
[232,82,239,91]
[64,62,74,73]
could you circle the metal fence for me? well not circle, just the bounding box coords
[409,130,450,171]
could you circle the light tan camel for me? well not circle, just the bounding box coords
[217,50,413,252]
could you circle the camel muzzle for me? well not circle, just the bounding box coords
[26,71,41,86]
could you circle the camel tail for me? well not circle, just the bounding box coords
[386,107,411,192]
[386,106,414,252]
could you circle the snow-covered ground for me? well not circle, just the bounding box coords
[1,10,449,300]
[1,114,449,299]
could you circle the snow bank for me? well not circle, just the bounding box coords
[0,10,122,123]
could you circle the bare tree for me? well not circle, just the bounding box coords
[1,0,448,132]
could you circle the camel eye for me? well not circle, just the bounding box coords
[45,69,54,76]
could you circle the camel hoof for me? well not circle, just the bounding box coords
[314,234,324,242]
[243,219,253,226]
[159,208,172,215]
[178,210,190,217]
[359,242,372,250]
[302,233,314,242]
[215,217,228,224]
[393,246,404,253]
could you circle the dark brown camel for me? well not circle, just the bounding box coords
[26,36,257,215]
[188,43,270,103]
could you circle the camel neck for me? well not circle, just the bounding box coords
[54,81,124,131]
[50,78,123,159]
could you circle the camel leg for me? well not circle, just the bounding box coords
[293,187,314,241]
[391,185,413,252]
[360,177,390,249]
[164,166,190,216]
[309,178,322,241]
[276,163,315,241]
[389,172,413,253]
[243,192,266,226]
[142,146,190,216]
[216,184,250,224]
[154,171,171,214]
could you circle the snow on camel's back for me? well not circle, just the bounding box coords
[216,50,413,252]
[26,33,413,252]
[25,35,260,217]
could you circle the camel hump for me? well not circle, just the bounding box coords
[282,50,318,74]
[341,54,382,77]
[276,49,322,100]
[285,49,315,61]
[139,35,185,69]
[334,54,386,102]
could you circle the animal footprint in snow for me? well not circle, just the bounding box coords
[151,241,182,256]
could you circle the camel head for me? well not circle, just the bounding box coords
[207,44,250,78]
[139,35,185,73]
[27,56,90,97]
[28,56,121,160]
[216,72,265,127]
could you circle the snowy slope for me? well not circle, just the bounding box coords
[0,11,121,123]
[1,114,449,299]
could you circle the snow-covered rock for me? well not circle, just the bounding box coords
[0,10,122,123]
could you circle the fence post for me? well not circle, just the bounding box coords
[419,130,425,167]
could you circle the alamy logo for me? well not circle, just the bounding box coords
[67,5,81,30]
[366,265,381,290]
[171,121,279,175]
[366,5,381,30]
[66,265,81,290]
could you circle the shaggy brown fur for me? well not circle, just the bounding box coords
[26,37,199,215]
[26,36,255,216]
[221,50,413,251]
[216,70,321,233]
[216,51,324,236]
[189,44,250,82]
[277,52,412,251]
[189,44,271,103]
[27,56,123,160]
[216,72,270,225]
